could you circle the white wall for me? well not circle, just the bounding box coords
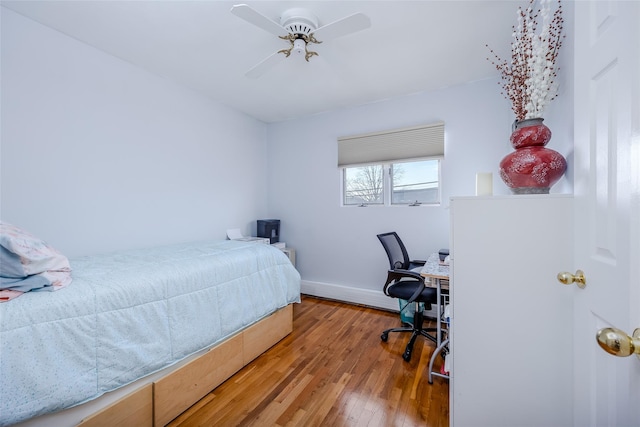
[266,33,574,306]
[0,8,268,257]
[0,4,574,308]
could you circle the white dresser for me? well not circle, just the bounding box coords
[449,195,573,427]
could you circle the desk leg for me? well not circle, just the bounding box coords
[428,338,450,384]
[428,278,449,384]
[436,278,441,347]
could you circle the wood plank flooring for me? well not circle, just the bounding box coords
[168,296,449,427]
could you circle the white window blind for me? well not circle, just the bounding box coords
[337,121,445,167]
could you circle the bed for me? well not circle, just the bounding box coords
[0,239,301,427]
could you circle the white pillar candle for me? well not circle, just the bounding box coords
[476,172,493,196]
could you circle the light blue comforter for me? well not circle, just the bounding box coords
[0,240,300,426]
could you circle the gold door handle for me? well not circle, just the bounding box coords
[557,270,586,288]
[596,327,640,359]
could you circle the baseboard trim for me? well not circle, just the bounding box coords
[301,280,397,311]
[300,280,438,318]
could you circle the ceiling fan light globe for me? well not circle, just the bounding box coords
[292,39,306,56]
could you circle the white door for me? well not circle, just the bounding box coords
[572,1,640,426]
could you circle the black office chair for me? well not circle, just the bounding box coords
[377,232,438,362]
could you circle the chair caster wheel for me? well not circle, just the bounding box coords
[381,332,388,342]
[403,350,412,362]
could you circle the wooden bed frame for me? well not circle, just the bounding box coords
[75,304,293,427]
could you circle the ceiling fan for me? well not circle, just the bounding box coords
[230,4,371,78]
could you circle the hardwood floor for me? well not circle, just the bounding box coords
[168,296,449,427]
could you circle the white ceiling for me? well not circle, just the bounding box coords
[2,0,520,123]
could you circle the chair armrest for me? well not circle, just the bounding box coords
[410,259,426,266]
[383,269,426,299]
[388,268,423,281]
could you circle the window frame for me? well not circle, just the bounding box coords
[341,156,442,207]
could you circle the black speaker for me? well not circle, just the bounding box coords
[257,219,280,244]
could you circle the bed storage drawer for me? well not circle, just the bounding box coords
[243,304,293,365]
[154,333,244,427]
[154,305,293,426]
[78,383,153,427]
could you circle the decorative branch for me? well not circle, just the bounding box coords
[487,0,565,122]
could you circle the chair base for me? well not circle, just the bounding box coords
[381,310,439,362]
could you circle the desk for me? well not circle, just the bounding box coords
[420,253,450,383]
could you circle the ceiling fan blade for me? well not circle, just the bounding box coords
[230,4,289,37]
[245,51,286,79]
[312,12,371,42]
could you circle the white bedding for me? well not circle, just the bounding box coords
[0,240,301,426]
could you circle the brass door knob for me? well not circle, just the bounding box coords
[596,327,640,359]
[557,270,586,288]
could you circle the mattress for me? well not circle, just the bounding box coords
[0,240,301,426]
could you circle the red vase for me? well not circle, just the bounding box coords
[499,118,567,194]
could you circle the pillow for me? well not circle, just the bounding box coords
[0,222,72,299]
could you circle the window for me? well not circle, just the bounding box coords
[344,164,384,205]
[338,121,444,206]
[342,158,440,206]
[391,159,440,205]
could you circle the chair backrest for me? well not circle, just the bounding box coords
[377,232,410,270]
